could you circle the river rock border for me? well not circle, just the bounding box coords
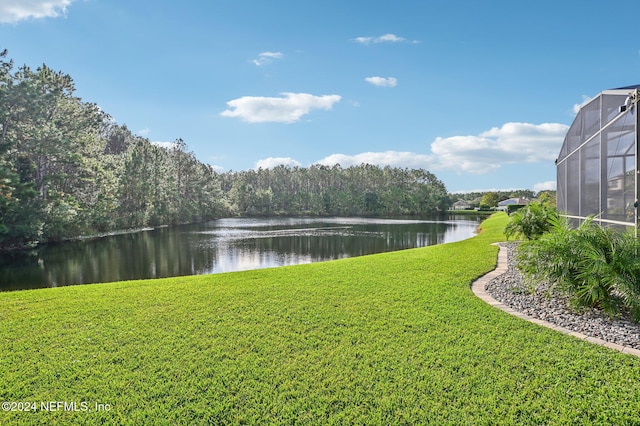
[471,242,640,357]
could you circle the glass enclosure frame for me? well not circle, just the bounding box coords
[556,87,639,229]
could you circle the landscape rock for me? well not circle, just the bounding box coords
[484,242,640,350]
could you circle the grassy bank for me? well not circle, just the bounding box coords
[1,213,640,425]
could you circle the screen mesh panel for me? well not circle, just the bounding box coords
[557,90,637,227]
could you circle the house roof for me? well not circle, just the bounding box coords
[498,197,530,206]
[610,84,640,90]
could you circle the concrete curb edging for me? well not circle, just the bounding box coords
[471,243,640,358]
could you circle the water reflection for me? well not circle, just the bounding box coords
[0,216,481,291]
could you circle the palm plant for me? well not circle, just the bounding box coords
[516,215,640,321]
[504,201,557,240]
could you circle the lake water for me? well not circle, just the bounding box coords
[0,215,482,291]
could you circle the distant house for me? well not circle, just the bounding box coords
[452,200,471,210]
[497,198,530,211]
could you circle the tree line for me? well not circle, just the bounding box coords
[0,51,451,249]
[454,190,556,209]
[221,164,450,216]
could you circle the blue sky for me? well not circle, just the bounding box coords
[2,1,640,193]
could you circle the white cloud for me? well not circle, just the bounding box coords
[220,92,341,123]
[353,33,419,45]
[255,157,302,169]
[0,0,74,23]
[365,76,397,88]
[430,122,569,174]
[533,180,557,193]
[377,34,405,43]
[310,122,567,176]
[451,187,525,194]
[252,51,283,66]
[572,95,593,115]
[315,151,435,169]
[205,156,226,172]
[137,127,150,136]
[151,141,176,150]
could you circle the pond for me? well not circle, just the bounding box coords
[0,215,483,291]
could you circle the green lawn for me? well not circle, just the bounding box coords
[1,213,640,425]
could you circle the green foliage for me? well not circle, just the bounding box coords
[536,190,557,208]
[504,201,557,240]
[456,189,537,204]
[516,216,640,320]
[42,197,82,241]
[2,213,640,424]
[506,204,526,215]
[0,51,227,246]
[0,49,450,248]
[480,191,499,208]
[0,198,43,247]
[222,164,451,217]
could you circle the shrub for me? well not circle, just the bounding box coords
[504,202,556,240]
[506,204,526,215]
[516,215,640,321]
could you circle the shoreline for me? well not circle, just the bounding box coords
[0,212,468,253]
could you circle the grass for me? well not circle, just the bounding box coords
[1,213,640,425]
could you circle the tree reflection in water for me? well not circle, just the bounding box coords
[0,216,481,291]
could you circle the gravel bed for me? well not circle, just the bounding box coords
[484,242,640,350]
